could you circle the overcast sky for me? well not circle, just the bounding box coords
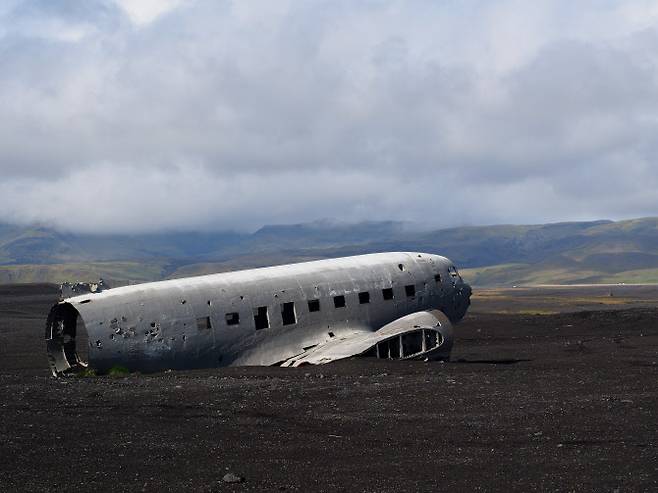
[1,0,658,233]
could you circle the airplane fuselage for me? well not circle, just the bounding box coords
[46,252,472,375]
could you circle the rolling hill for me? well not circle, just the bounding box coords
[2,217,658,286]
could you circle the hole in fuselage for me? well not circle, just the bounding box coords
[360,329,445,361]
[46,303,89,376]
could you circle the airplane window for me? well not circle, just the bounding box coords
[382,288,394,300]
[405,285,416,298]
[253,306,269,330]
[281,302,296,325]
[434,274,442,283]
[196,316,212,330]
[225,312,239,325]
[308,299,320,312]
[358,291,370,304]
[333,295,346,308]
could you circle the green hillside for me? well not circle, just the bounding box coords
[0,262,167,285]
[2,217,658,286]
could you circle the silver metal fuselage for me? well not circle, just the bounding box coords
[46,252,471,375]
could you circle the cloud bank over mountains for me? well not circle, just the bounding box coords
[1,0,658,233]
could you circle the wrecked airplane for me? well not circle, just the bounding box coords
[46,252,472,376]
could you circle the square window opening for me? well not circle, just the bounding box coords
[281,302,297,325]
[253,306,269,330]
[196,316,212,330]
[382,287,394,300]
[358,291,370,304]
[333,295,346,308]
[307,299,320,312]
[225,312,239,326]
[405,285,416,298]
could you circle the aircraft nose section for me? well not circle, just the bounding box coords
[449,280,472,323]
[463,282,472,300]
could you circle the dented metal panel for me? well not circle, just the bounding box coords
[45,252,472,376]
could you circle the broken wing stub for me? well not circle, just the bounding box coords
[281,310,453,367]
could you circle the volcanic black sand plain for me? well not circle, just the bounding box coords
[0,283,656,492]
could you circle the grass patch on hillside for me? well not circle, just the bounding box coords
[168,254,327,279]
[595,268,658,284]
[462,264,658,287]
[0,261,168,284]
[470,284,658,314]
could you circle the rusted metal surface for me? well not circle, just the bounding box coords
[45,252,471,376]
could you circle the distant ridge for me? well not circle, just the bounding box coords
[1,217,658,286]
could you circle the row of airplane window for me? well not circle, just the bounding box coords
[196,283,419,331]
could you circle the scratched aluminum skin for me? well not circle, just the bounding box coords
[46,252,472,375]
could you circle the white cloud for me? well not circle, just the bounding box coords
[113,0,189,26]
[0,0,658,232]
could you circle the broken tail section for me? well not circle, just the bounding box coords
[46,302,90,376]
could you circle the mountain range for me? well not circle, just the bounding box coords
[2,217,658,286]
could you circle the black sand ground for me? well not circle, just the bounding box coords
[0,284,656,492]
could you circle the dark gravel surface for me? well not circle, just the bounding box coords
[0,284,656,492]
